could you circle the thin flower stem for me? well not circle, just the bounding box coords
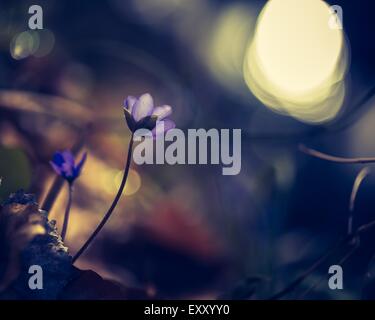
[72,134,134,263]
[61,183,73,241]
[42,176,65,215]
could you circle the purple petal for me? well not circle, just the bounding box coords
[132,93,154,122]
[60,151,74,177]
[50,161,63,175]
[75,152,88,176]
[152,119,176,139]
[152,105,172,120]
[62,151,75,167]
[51,152,65,167]
[124,96,137,113]
[61,163,73,177]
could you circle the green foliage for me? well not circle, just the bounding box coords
[0,146,31,201]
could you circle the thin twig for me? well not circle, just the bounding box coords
[299,144,375,164]
[299,238,360,299]
[270,160,374,300]
[348,167,370,235]
[270,220,375,300]
[269,236,347,300]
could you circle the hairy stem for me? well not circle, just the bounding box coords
[72,134,134,263]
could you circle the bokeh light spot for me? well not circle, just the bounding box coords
[10,31,39,60]
[204,4,255,93]
[115,169,142,196]
[10,29,55,60]
[243,0,348,124]
[33,29,55,57]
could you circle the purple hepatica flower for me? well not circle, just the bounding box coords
[50,150,87,184]
[123,93,175,137]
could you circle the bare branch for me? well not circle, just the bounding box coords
[348,167,371,235]
[299,238,360,299]
[299,144,375,164]
[350,167,371,212]
[269,219,375,300]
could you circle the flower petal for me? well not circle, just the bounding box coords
[152,119,176,139]
[74,152,88,178]
[62,151,75,167]
[124,96,137,113]
[51,152,65,167]
[152,105,172,120]
[50,161,62,175]
[61,163,73,178]
[58,151,74,178]
[132,93,154,122]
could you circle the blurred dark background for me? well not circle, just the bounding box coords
[0,0,375,299]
